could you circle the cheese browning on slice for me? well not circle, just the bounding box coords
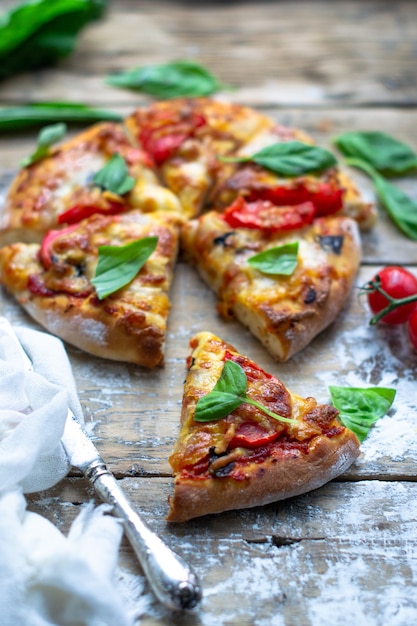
[0,210,184,367]
[0,122,183,246]
[167,331,360,522]
[181,212,361,362]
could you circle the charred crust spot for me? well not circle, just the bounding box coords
[316,235,344,255]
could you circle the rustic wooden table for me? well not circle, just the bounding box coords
[1,1,417,625]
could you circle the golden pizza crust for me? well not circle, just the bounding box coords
[167,430,359,522]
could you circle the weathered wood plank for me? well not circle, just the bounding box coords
[1,1,417,107]
[26,476,417,626]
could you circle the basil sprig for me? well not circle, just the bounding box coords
[345,157,417,241]
[0,102,121,132]
[194,360,296,424]
[91,236,158,300]
[106,60,228,99]
[93,154,135,196]
[329,385,396,442]
[248,242,299,275]
[20,122,67,167]
[220,141,337,177]
[334,131,417,176]
[0,0,107,81]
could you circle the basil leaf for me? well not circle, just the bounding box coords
[93,154,135,195]
[248,242,299,275]
[0,102,121,132]
[0,0,107,81]
[221,141,337,176]
[194,360,296,425]
[20,122,67,167]
[329,385,396,442]
[346,157,417,241]
[91,236,158,300]
[335,131,417,176]
[106,60,227,99]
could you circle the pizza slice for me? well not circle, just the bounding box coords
[0,209,183,367]
[181,208,361,362]
[167,331,360,522]
[0,121,182,246]
[124,98,275,218]
[210,122,377,230]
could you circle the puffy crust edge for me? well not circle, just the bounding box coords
[167,428,360,522]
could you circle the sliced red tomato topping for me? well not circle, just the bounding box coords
[222,196,315,233]
[58,200,126,225]
[224,350,272,382]
[139,112,207,165]
[247,181,344,217]
[229,421,280,449]
[39,224,80,269]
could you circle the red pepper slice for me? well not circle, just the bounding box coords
[139,112,206,165]
[39,224,80,269]
[58,200,126,225]
[248,181,344,217]
[222,196,315,233]
[229,422,280,449]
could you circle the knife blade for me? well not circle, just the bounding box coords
[61,409,202,611]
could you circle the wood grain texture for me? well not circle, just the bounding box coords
[1,1,417,624]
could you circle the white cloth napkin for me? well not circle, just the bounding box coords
[0,318,134,626]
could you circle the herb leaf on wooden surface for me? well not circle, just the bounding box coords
[0,0,107,80]
[106,59,228,99]
[329,385,396,442]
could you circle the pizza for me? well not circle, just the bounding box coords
[0,121,182,246]
[167,331,360,522]
[181,210,361,362]
[0,97,374,366]
[0,209,183,367]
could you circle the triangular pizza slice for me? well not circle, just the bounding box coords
[0,209,183,367]
[167,331,360,522]
[181,209,361,362]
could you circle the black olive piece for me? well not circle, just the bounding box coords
[316,235,344,255]
[213,231,237,247]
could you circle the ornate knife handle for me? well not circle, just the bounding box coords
[85,460,202,611]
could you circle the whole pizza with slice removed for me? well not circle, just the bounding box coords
[167,331,360,522]
[0,209,183,367]
[0,98,375,366]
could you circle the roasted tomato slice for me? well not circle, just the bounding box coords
[222,196,315,232]
[139,112,206,165]
[58,200,126,225]
[248,181,344,217]
[229,421,281,449]
[39,224,81,269]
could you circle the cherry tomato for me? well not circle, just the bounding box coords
[408,308,417,350]
[367,266,417,324]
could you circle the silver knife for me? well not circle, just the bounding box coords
[61,409,202,611]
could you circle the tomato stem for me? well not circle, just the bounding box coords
[363,277,417,325]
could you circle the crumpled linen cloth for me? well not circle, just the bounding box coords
[0,317,134,626]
